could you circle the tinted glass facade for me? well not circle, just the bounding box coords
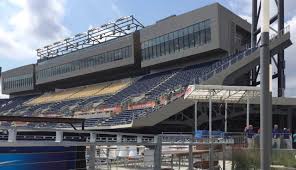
[141,19,211,61]
[3,74,34,90]
[37,46,132,80]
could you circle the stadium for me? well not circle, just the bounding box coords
[0,1,295,170]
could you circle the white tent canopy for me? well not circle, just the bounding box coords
[184,85,260,134]
[184,85,260,102]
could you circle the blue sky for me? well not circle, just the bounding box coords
[0,0,296,97]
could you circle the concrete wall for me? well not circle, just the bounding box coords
[139,3,251,67]
[36,34,137,85]
[1,64,35,94]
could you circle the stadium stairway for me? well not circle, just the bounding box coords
[130,27,292,128]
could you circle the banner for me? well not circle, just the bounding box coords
[184,85,195,99]
[171,91,185,101]
[128,101,156,110]
[97,105,122,113]
[159,96,169,105]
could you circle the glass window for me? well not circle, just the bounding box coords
[156,37,161,57]
[148,40,153,59]
[188,26,195,48]
[183,28,189,49]
[164,34,169,55]
[173,31,179,51]
[169,32,174,54]
[206,27,211,43]
[160,36,165,56]
[194,23,201,46]
[178,29,184,50]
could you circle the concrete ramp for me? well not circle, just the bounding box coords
[114,32,292,129]
[204,32,292,85]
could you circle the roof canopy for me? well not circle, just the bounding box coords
[184,85,260,102]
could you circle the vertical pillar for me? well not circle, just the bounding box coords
[247,96,250,127]
[225,102,228,132]
[251,0,258,86]
[208,92,213,169]
[195,101,198,133]
[222,143,226,170]
[55,131,63,142]
[260,0,272,169]
[287,110,292,130]
[89,145,96,170]
[154,135,162,170]
[278,0,285,97]
[137,135,142,143]
[209,92,212,140]
[117,134,122,143]
[90,133,96,143]
[251,0,258,48]
[8,128,17,143]
[188,144,193,170]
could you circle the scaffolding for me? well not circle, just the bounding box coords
[36,15,144,62]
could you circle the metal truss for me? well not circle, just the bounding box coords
[36,15,144,62]
[251,0,286,97]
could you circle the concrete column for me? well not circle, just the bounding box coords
[188,144,193,170]
[260,0,272,169]
[90,133,96,143]
[154,136,162,170]
[117,134,122,143]
[208,92,213,169]
[55,131,63,142]
[225,102,228,132]
[89,144,96,170]
[247,96,250,127]
[137,135,142,143]
[8,128,17,143]
[195,101,198,132]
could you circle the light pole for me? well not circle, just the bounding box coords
[260,0,272,169]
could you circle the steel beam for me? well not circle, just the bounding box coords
[247,96,250,127]
[278,0,285,97]
[195,101,198,132]
[224,102,228,132]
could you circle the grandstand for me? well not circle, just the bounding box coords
[0,3,295,134]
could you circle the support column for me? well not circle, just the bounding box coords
[154,135,162,170]
[137,135,142,143]
[117,134,122,143]
[188,144,193,170]
[247,96,250,127]
[278,0,285,97]
[287,110,292,130]
[260,0,272,169]
[8,128,17,143]
[90,133,96,143]
[195,101,198,133]
[225,102,228,132]
[89,145,96,170]
[208,92,213,169]
[251,0,258,86]
[251,0,258,48]
[55,131,63,142]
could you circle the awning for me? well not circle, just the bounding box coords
[184,85,260,102]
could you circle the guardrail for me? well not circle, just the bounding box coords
[200,25,290,83]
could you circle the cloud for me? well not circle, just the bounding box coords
[111,1,122,18]
[0,0,70,61]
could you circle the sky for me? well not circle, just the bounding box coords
[0,0,296,98]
